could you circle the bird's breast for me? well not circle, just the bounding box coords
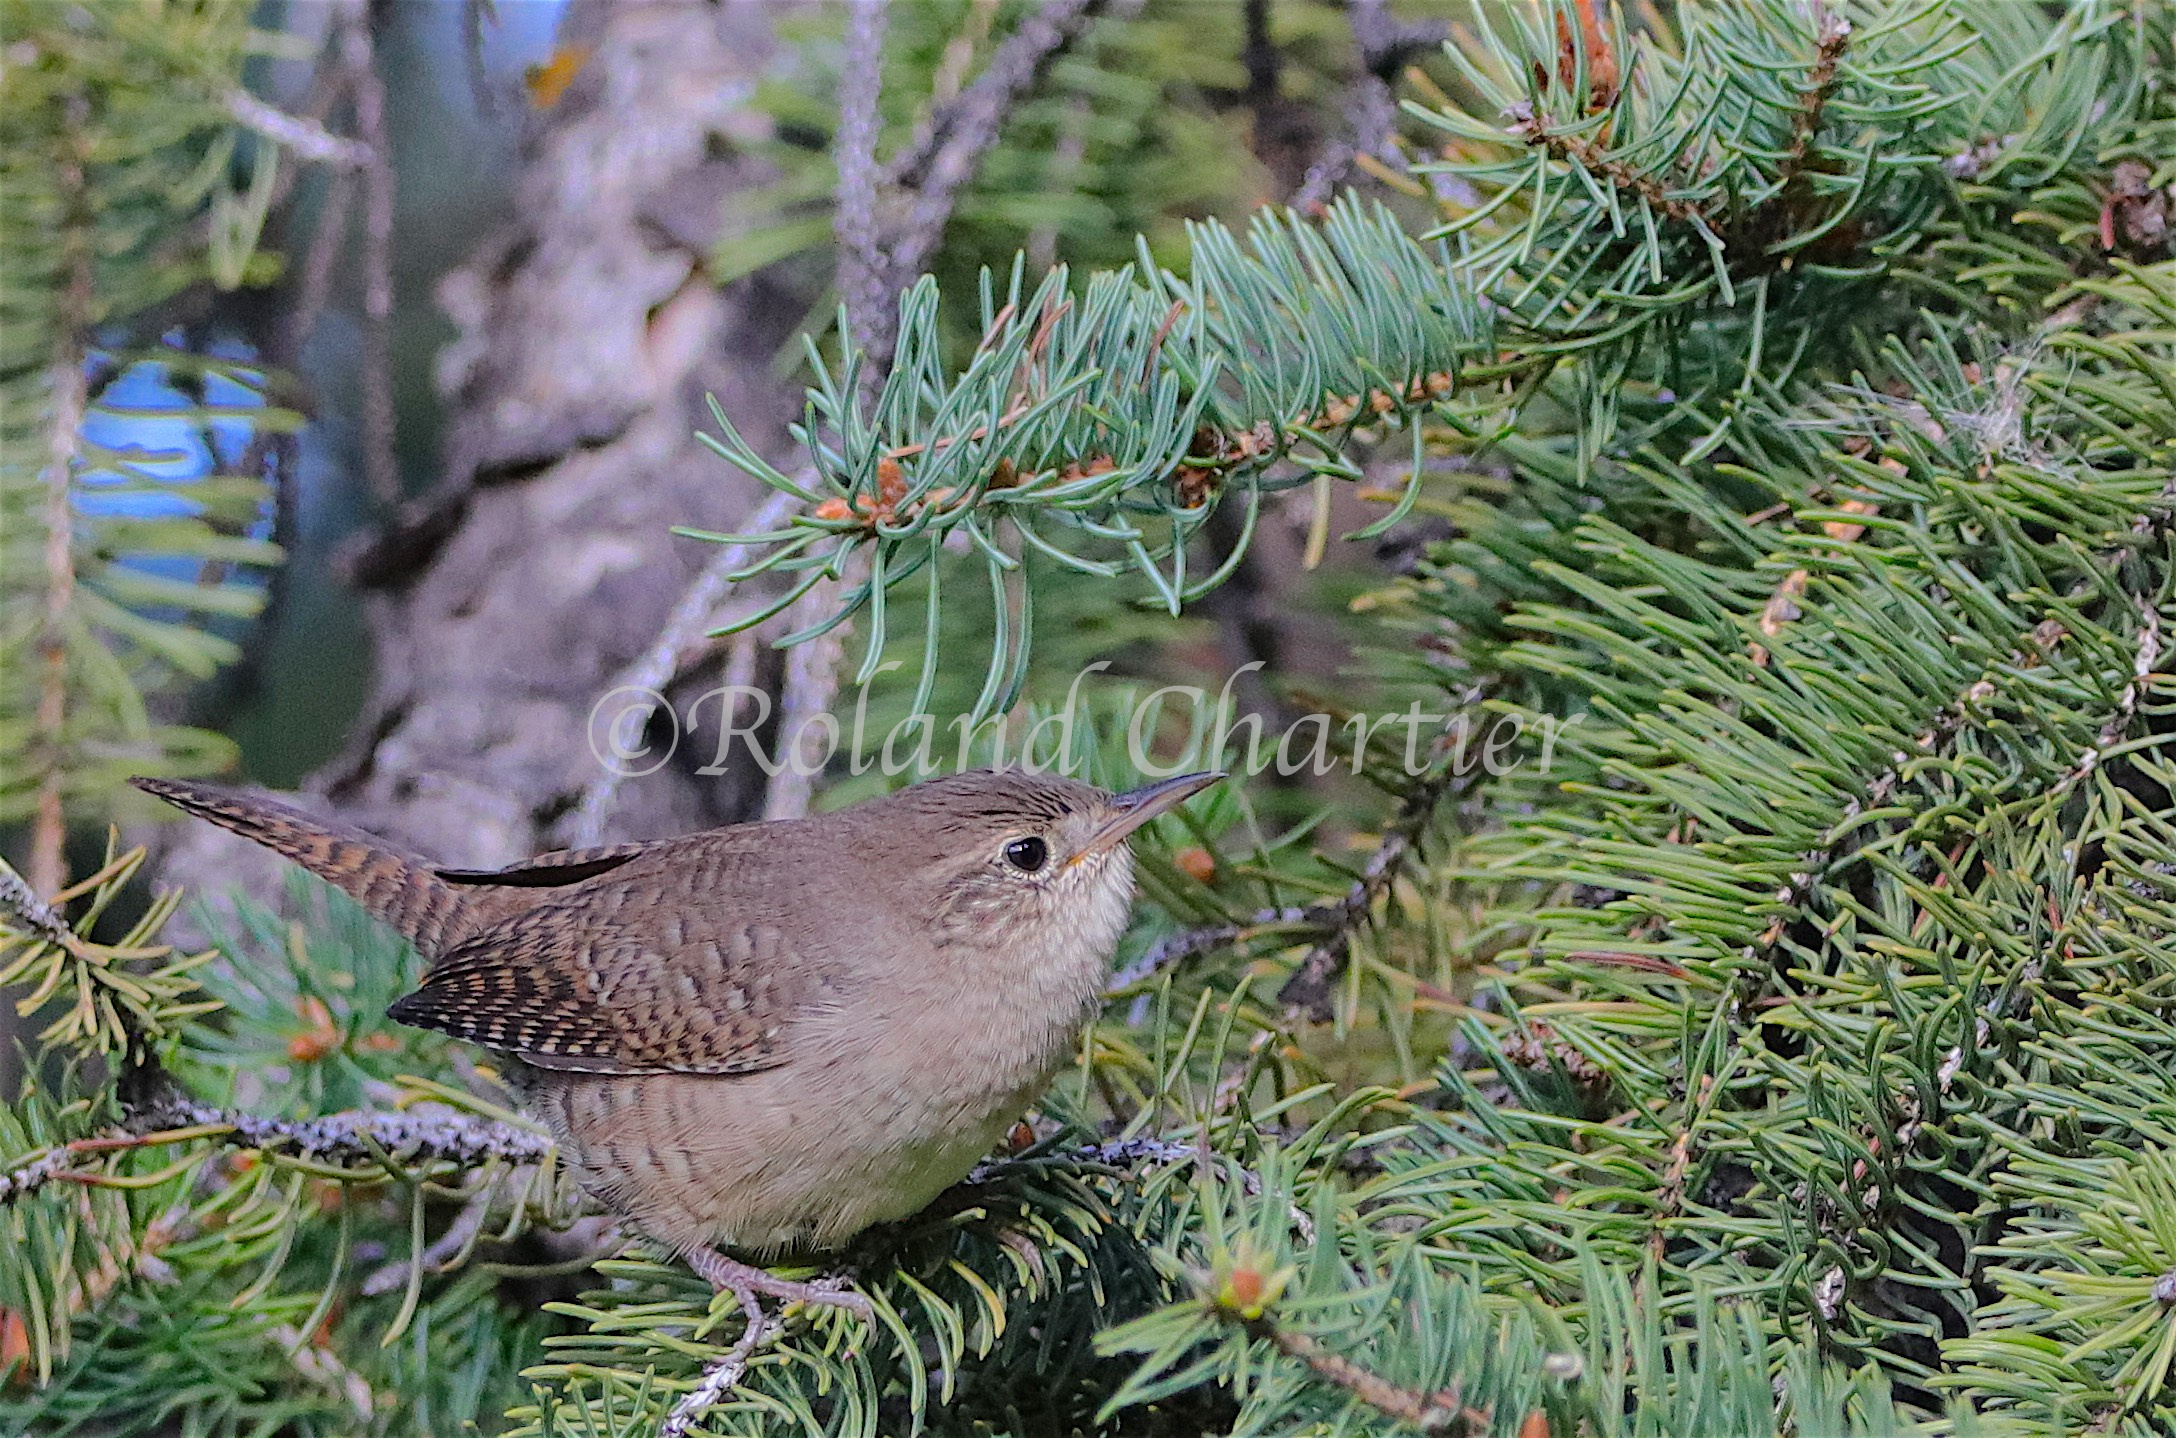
[532,861,1133,1255]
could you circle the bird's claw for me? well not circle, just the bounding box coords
[686,1246,872,1318]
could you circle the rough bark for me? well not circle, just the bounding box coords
[157,0,806,910]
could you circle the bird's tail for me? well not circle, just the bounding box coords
[131,777,469,956]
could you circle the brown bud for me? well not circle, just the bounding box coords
[288,997,338,1064]
[1175,846,1217,884]
[1222,1265,1265,1313]
[876,456,906,506]
[812,497,854,522]
[522,44,591,111]
[1,1307,30,1390]
[1173,465,1219,510]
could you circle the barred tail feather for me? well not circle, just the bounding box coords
[130,777,470,957]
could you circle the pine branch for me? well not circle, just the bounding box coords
[602,0,1140,827]
[1500,99,1710,230]
[1111,702,1491,1014]
[2062,593,2162,787]
[851,0,1127,370]
[1779,4,1852,191]
[0,856,76,953]
[0,1120,238,1206]
[1107,905,1318,993]
[1274,742,1472,1023]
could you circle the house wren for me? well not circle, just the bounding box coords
[132,768,1219,1311]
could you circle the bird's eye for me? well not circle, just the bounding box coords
[1003,836,1049,873]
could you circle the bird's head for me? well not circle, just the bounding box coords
[870,768,1222,963]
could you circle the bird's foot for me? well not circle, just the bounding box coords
[684,1246,872,1319]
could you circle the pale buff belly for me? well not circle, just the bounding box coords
[523,1050,1052,1256]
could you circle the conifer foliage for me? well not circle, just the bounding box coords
[8,2,2176,1435]
[0,0,291,896]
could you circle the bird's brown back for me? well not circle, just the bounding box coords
[137,770,1124,1086]
[390,826,865,1075]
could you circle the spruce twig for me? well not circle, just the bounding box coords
[1238,1317,1487,1433]
[659,1298,773,1438]
[122,1093,552,1174]
[1291,0,1447,212]
[833,0,892,378]
[564,488,799,845]
[337,0,400,506]
[882,0,1129,316]
[223,88,374,168]
[29,88,93,902]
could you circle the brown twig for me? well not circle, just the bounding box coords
[754,0,1125,818]
[609,0,1127,830]
[1780,5,1852,191]
[1503,99,1708,229]
[563,485,802,846]
[1292,0,1448,213]
[878,0,1128,356]
[834,0,892,379]
[883,0,1122,206]
[225,87,374,168]
[339,2,400,505]
[285,162,357,364]
[1108,702,1491,1016]
[763,579,853,822]
[30,90,94,902]
[1277,705,1488,1022]
[1239,1315,1487,1432]
[1107,905,1318,994]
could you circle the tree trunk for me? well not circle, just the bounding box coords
[155,0,807,913]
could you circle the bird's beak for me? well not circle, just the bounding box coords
[1072,772,1224,862]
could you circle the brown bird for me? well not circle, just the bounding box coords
[131,768,1219,1312]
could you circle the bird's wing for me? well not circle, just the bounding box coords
[387,898,823,1075]
[435,842,652,888]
